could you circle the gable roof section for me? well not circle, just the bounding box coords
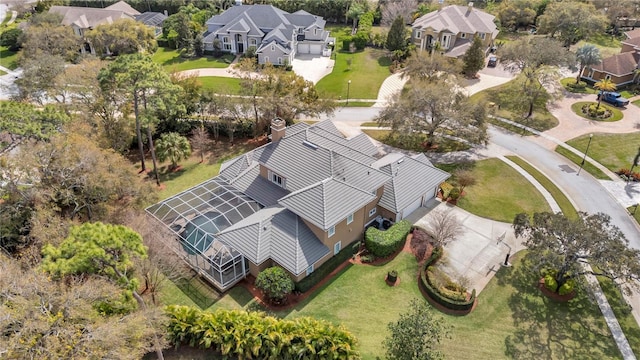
[332,153,390,193]
[591,52,640,76]
[49,5,134,28]
[105,1,140,16]
[278,178,376,230]
[412,5,497,37]
[135,12,167,27]
[216,206,329,275]
[228,162,290,207]
[220,153,252,179]
[377,155,450,213]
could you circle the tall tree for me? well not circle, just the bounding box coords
[20,14,81,62]
[98,53,183,178]
[575,44,602,84]
[376,78,488,147]
[513,212,640,294]
[346,1,367,33]
[14,54,66,105]
[499,37,575,118]
[402,50,462,83]
[155,132,192,171]
[190,124,210,163]
[0,101,69,142]
[384,299,450,360]
[386,15,407,52]
[497,0,538,31]
[41,222,166,360]
[382,0,417,26]
[537,1,608,46]
[85,18,157,56]
[462,35,485,77]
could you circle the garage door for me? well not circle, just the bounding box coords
[401,196,423,220]
[298,44,309,54]
[310,44,323,54]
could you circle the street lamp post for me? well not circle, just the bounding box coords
[577,133,593,176]
[346,80,351,106]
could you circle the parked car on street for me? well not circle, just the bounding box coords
[597,91,629,107]
[487,55,498,67]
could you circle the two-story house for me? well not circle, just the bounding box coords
[411,3,498,58]
[146,119,450,291]
[202,5,333,65]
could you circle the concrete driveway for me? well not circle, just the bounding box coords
[291,54,334,84]
[406,201,522,294]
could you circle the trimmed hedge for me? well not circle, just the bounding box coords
[364,220,412,258]
[419,246,476,312]
[294,241,359,293]
[165,305,360,359]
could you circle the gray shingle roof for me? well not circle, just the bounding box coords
[135,12,167,27]
[377,155,450,213]
[216,206,329,275]
[49,5,134,29]
[220,153,252,179]
[332,153,390,193]
[279,178,376,230]
[228,162,290,206]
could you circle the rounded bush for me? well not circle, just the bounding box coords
[255,266,294,303]
[364,220,412,258]
[544,274,558,292]
[558,280,575,296]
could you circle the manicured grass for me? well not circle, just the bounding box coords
[560,78,596,94]
[488,117,536,136]
[456,158,551,222]
[470,76,558,131]
[197,76,242,94]
[362,129,470,153]
[565,132,640,174]
[555,146,611,180]
[597,275,640,356]
[0,45,18,70]
[151,47,235,72]
[506,156,579,220]
[570,101,624,122]
[315,48,391,99]
[634,99,640,108]
[574,35,622,59]
[342,101,375,107]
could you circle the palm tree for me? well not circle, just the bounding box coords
[155,132,192,171]
[594,78,616,108]
[575,44,602,84]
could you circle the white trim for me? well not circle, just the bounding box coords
[460,33,466,38]
[347,213,354,224]
[328,226,335,238]
[334,241,341,255]
[368,208,376,217]
[306,264,314,276]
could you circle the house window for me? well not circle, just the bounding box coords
[278,57,282,65]
[328,226,335,238]
[270,171,284,187]
[249,38,257,47]
[368,208,376,217]
[605,74,612,80]
[306,264,314,276]
[334,241,341,255]
[271,45,275,51]
[460,33,466,38]
[441,34,451,49]
[479,32,486,40]
[222,36,231,50]
[314,28,318,35]
[416,31,421,39]
[347,213,354,224]
[264,56,270,63]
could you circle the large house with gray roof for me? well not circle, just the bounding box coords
[202,4,333,65]
[411,3,498,58]
[146,119,449,291]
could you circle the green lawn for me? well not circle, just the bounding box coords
[560,78,597,94]
[506,156,579,220]
[573,34,623,59]
[316,48,391,99]
[456,158,551,222]
[554,146,611,180]
[470,76,559,131]
[570,101,624,122]
[197,76,242,94]
[151,47,235,72]
[0,45,18,70]
[564,132,640,174]
[633,99,640,108]
[597,275,640,356]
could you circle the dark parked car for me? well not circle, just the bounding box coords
[597,91,629,107]
[487,55,498,67]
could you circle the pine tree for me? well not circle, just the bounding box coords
[386,16,407,52]
[462,35,485,77]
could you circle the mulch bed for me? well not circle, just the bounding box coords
[537,278,576,302]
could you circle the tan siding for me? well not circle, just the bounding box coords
[259,164,269,179]
[248,259,273,277]
[378,207,397,222]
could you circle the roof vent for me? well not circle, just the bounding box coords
[302,140,318,149]
[397,159,404,164]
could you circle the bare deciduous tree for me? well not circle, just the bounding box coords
[190,125,210,163]
[382,0,418,26]
[426,209,463,247]
[454,169,476,193]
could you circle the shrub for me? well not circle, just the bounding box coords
[618,168,632,176]
[353,32,368,50]
[255,267,294,303]
[165,305,360,358]
[543,274,558,292]
[420,266,475,312]
[558,280,575,296]
[448,187,461,201]
[342,36,353,51]
[440,182,454,199]
[360,254,376,263]
[567,81,587,91]
[0,28,22,51]
[365,220,412,258]
[294,242,359,293]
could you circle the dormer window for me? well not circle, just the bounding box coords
[460,33,466,38]
[268,170,286,188]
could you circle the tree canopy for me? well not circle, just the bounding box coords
[20,13,81,62]
[386,15,408,52]
[513,212,640,294]
[537,1,608,46]
[155,132,192,170]
[462,35,485,77]
[0,101,69,142]
[575,44,602,84]
[86,18,157,56]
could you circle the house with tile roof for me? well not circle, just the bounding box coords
[580,31,640,86]
[202,4,334,65]
[146,119,450,291]
[411,3,498,58]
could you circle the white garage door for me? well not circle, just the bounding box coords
[298,44,310,54]
[310,44,323,54]
[402,196,423,220]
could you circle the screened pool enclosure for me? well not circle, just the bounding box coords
[146,178,262,290]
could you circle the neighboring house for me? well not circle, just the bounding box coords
[411,3,498,58]
[135,11,168,37]
[581,33,640,86]
[146,119,450,291]
[202,4,334,65]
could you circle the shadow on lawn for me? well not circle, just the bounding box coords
[495,254,621,359]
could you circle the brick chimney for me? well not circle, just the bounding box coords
[270,118,286,142]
